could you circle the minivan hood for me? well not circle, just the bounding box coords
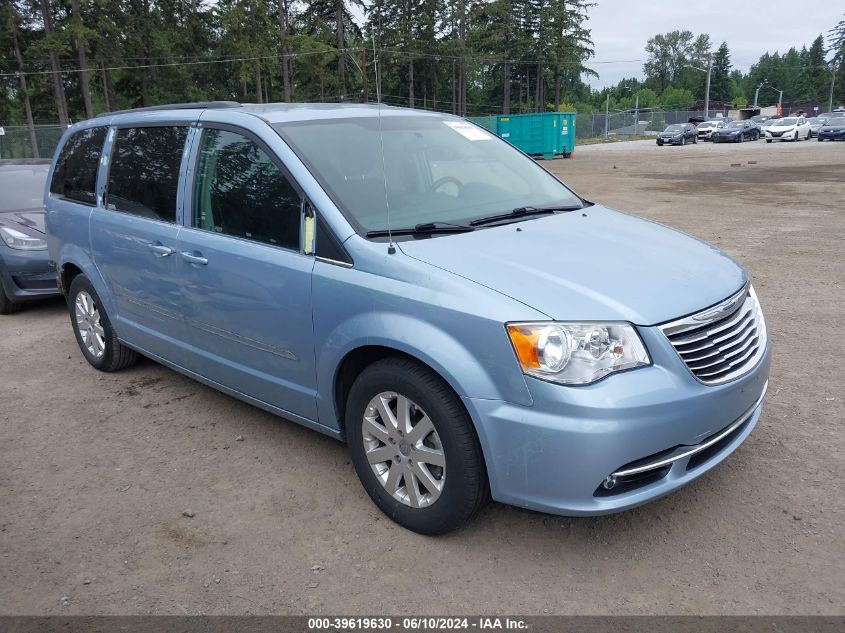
[398,205,746,325]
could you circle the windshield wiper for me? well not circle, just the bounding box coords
[365,221,475,238]
[469,205,581,227]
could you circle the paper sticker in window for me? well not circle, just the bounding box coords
[443,121,493,141]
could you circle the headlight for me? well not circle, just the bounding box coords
[507,322,650,385]
[0,226,48,251]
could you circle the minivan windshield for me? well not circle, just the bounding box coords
[274,115,584,233]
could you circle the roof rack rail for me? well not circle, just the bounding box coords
[96,101,242,118]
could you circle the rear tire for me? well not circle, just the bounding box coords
[68,275,138,372]
[346,357,489,535]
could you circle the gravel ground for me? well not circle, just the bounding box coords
[1,138,843,616]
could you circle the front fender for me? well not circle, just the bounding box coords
[315,310,534,429]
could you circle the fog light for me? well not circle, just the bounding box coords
[602,475,617,490]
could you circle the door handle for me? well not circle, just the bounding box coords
[180,251,208,266]
[148,243,174,257]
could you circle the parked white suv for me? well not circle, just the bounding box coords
[765,117,811,142]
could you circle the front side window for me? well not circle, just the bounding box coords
[106,126,188,223]
[49,127,107,205]
[192,129,301,251]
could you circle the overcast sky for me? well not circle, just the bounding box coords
[585,0,843,88]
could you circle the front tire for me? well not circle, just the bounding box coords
[346,357,489,535]
[0,286,23,315]
[68,275,138,372]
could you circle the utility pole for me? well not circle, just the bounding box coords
[604,93,609,138]
[361,47,368,103]
[703,53,712,119]
[634,94,639,132]
[754,85,761,107]
[829,69,836,112]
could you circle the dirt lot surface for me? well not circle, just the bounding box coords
[1,139,843,616]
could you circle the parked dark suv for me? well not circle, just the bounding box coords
[656,123,697,146]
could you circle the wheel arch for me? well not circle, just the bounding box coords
[334,345,453,437]
[317,314,533,436]
[56,247,115,316]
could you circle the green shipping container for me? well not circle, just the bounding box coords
[468,112,576,159]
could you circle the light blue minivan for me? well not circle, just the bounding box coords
[46,102,770,534]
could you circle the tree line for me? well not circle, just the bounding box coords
[578,26,845,116]
[1,2,843,132]
[0,0,595,127]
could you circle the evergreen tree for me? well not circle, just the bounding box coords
[709,42,731,102]
[796,35,828,102]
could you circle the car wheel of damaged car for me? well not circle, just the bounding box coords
[346,357,489,535]
[0,287,23,315]
[68,275,138,372]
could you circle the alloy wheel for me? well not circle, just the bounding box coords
[75,290,106,358]
[362,391,446,508]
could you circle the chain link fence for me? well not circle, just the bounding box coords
[0,109,732,159]
[574,109,731,140]
[0,124,67,160]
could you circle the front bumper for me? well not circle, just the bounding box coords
[0,248,59,302]
[464,325,771,516]
[818,131,845,140]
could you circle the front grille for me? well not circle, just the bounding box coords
[770,130,784,137]
[660,285,767,385]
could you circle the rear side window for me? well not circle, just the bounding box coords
[106,126,188,223]
[50,127,107,205]
[192,128,301,251]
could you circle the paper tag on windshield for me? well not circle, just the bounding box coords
[444,121,493,141]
